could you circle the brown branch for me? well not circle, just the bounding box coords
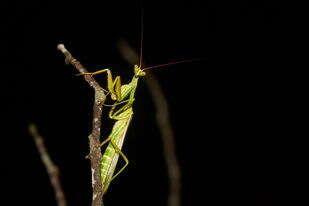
[116,39,182,206]
[29,123,67,206]
[57,44,106,206]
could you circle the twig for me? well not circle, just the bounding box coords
[144,75,181,206]
[29,123,67,206]
[57,44,106,206]
[116,39,182,206]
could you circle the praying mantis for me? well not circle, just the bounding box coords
[81,64,144,193]
[79,11,201,195]
[81,60,196,194]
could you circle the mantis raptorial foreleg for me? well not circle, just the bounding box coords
[82,69,134,120]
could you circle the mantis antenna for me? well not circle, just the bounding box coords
[139,3,144,68]
[142,58,206,72]
[137,5,206,72]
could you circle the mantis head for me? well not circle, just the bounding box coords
[134,65,146,77]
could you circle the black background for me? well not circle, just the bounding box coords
[3,0,288,205]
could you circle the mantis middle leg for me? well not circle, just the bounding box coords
[80,69,122,101]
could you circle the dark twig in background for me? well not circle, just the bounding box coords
[117,39,182,206]
[29,123,67,206]
[57,44,106,206]
[144,75,181,206]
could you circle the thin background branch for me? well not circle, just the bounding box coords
[57,44,106,206]
[117,39,182,206]
[29,123,67,206]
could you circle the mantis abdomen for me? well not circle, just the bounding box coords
[101,107,133,193]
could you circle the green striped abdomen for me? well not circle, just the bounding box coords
[101,145,116,187]
[101,107,133,192]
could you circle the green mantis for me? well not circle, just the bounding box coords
[82,60,195,194]
[81,65,146,194]
[79,13,202,195]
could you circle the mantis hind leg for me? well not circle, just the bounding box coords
[85,136,112,159]
[100,136,112,147]
[109,140,129,181]
[99,138,129,181]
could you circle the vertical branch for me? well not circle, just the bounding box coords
[144,75,181,206]
[57,44,106,206]
[29,123,67,206]
[116,39,182,206]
